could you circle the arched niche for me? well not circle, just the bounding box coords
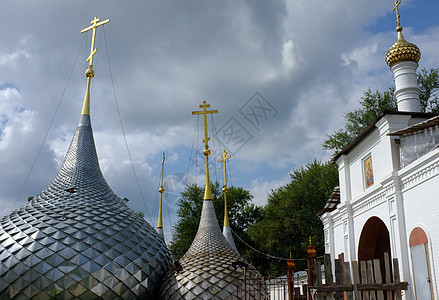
[409,227,432,300]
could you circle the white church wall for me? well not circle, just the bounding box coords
[332,214,345,261]
[343,132,379,201]
[374,117,397,174]
[322,213,335,262]
[322,207,352,264]
[341,116,399,203]
[338,158,349,206]
[336,115,412,207]
[323,114,439,300]
[400,149,439,299]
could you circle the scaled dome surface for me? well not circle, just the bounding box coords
[160,188,265,299]
[0,114,171,299]
[385,31,421,67]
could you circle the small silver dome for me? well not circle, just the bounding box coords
[160,199,265,299]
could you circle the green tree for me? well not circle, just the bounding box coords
[169,182,263,263]
[323,68,439,154]
[418,68,439,112]
[248,160,339,271]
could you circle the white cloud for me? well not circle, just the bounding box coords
[0,50,30,66]
[282,39,299,75]
[0,0,437,232]
[247,175,290,207]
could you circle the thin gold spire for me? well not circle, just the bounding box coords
[392,0,405,42]
[392,0,402,33]
[219,150,231,227]
[157,153,165,231]
[192,101,218,200]
[80,17,110,115]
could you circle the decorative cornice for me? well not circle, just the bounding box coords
[352,189,387,217]
[400,157,439,191]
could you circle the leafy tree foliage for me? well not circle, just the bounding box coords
[248,160,339,270]
[418,68,439,112]
[323,68,439,154]
[169,182,262,263]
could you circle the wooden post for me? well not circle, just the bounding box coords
[367,260,376,300]
[335,259,344,300]
[344,262,354,300]
[351,261,360,300]
[287,259,295,300]
[373,259,384,300]
[324,254,334,299]
[306,245,317,300]
[393,258,402,300]
[315,261,324,300]
[384,253,392,300]
[360,261,369,300]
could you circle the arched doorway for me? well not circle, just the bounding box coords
[409,227,433,299]
[358,217,391,283]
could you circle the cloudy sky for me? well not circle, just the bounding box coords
[1,0,438,239]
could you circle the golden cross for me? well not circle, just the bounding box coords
[192,101,218,153]
[219,150,231,226]
[219,150,231,188]
[392,0,402,29]
[81,16,110,67]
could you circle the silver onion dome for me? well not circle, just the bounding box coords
[0,114,171,299]
[160,198,265,299]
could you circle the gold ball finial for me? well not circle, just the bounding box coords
[203,149,211,156]
[223,187,228,193]
[159,187,164,194]
[85,66,95,78]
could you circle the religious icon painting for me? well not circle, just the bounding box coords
[364,155,374,188]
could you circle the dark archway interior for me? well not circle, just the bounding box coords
[358,216,391,283]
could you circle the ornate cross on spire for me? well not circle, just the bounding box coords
[79,16,109,116]
[81,17,110,68]
[219,150,231,191]
[192,101,218,200]
[392,0,402,31]
[192,101,218,155]
[219,150,231,227]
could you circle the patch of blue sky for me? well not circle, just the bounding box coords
[0,113,7,124]
[0,115,7,141]
[366,0,439,35]
[0,83,19,91]
[153,145,199,184]
[229,162,290,186]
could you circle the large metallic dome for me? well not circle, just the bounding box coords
[0,115,171,299]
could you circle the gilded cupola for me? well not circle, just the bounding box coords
[385,0,421,67]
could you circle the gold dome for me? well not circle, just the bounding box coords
[386,31,421,67]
